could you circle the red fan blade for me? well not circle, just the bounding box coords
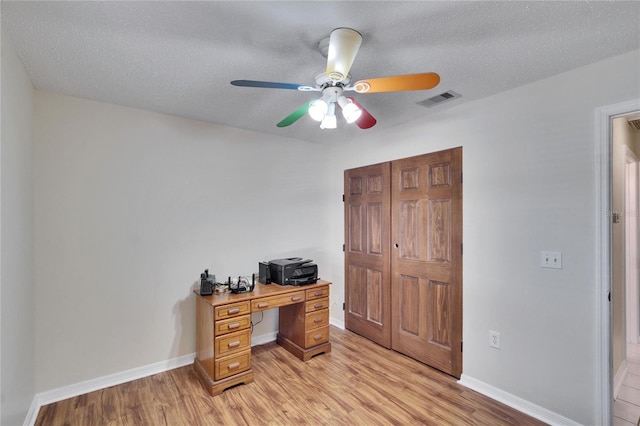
[346,97,376,129]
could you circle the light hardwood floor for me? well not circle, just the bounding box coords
[36,326,546,425]
[615,342,640,425]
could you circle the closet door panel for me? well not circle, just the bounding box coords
[398,274,420,335]
[391,148,462,378]
[344,163,391,348]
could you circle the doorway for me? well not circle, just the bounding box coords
[625,152,639,346]
[611,114,640,422]
[597,100,640,425]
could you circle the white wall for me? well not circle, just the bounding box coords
[21,39,640,426]
[326,50,640,425]
[1,36,36,425]
[33,92,332,392]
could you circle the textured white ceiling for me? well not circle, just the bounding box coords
[2,1,639,144]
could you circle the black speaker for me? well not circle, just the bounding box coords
[258,261,271,284]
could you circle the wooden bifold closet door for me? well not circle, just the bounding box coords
[344,147,462,378]
[344,162,392,348]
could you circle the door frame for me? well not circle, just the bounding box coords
[625,147,639,345]
[596,98,640,425]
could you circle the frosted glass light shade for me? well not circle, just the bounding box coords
[337,96,362,124]
[320,102,337,129]
[326,28,362,82]
[320,114,337,129]
[308,99,328,121]
[341,101,362,123]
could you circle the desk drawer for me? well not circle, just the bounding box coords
[214,349,251,381]
[252,291,305,312]
[215,301,251,320]
[305,326,329,348]
[305,297,329,313]
[305,309,329,331]
[215,329,251,358]
[306,286,329,300]
[215,315,251,336]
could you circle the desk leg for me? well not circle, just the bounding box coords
[194,358,254,396]
[276,334,332,362]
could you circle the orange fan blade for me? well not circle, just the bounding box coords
[353,72,440,93]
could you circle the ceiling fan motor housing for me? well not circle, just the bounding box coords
[314,72,350,89]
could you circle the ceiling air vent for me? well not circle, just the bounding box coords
[417,90,461,108]
[628,119,640,131]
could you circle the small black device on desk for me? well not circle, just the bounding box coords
[200,269,214,296]
[229,275,255,294]
[268,257,318,286]
[258,261,271,284]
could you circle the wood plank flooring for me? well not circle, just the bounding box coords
[614,342,640,425]
[36,326,546,425]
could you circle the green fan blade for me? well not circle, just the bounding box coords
[276,101,313,127]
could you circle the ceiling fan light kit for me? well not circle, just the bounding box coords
[320,103,337,130]
[338,96,362,123]
[325,27,362,82]
[230,27,441,130]
[308,99,328,122]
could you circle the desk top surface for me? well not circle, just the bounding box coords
[194,280,331,307]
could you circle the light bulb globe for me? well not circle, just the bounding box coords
[342,102,362,124]
[320,114,337,129]
[308,100,328,121]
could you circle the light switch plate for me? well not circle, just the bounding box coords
[541,251,562,269]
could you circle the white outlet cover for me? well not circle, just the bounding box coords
[489,330,501,349]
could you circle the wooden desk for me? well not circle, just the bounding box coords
[194,280,332,396]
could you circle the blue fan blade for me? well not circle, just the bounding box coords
[231,80,303,90]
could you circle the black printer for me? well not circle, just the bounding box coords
[268,258,318,286]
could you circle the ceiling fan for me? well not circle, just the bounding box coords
[230,28,440,130]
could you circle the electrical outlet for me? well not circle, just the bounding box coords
[540,250,562,269]
[489,331,501,349]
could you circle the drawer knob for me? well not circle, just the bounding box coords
[228,340,240,348]
[227,308,240,315]
[314,318,322,323]
[313,334,323,341]
[314,303,323,309]
[228,362,240,369]
[257,302,269,308]
[314,291,323,296]
[227,322,240,329]
[291,296,302,301]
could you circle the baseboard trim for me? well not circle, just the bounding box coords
[23,397,41,426]
[614,360,629,400]
[251,322,343,346]
[25,325,343,425]
[330,318,345,330]
[251,331,278,346]
[458,374,582,426]
[24,352,195,426]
